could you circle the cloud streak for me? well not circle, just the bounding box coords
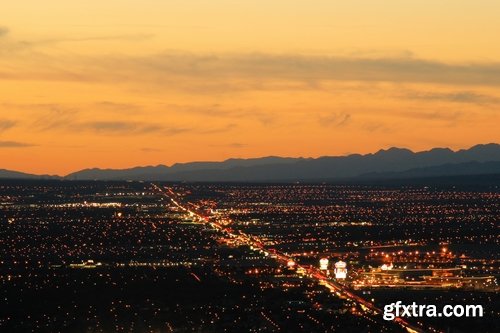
[0,26,8,37]
[42,119,191,136]
[318,113,351,127]
[90,52,500,88]
[79,121,163,134]
[209,142,248,148]
[398,110,464,122]
[0,119,16,131]
[167,104,277,125]
[0,140,35,148]
[32,113,233,136]
[401,90,500,105]
[3,50,500,89]
[20,33,154,47]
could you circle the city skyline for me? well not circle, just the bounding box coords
[1,1,500,174]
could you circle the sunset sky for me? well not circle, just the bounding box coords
[1,1,499,175]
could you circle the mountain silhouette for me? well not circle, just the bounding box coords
[1,143,499,181]
[0,169,59,180]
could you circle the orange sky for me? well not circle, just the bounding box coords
[1,1,499,175]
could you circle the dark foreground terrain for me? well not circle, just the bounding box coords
[0,180,498,332]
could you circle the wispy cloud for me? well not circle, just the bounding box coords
[167,104,277,125]
[27,107,232,136]
[0,140,35,148]
[209,142,248,148]
[398,110,464,122]
[48,120,191,136]
[89,52,500,88]
[94,101,141,114]
[0,26,8,37]
[3,50,500,89]
[29,104,81,132]
[318,113,351,127]
[0,119,16,131]
[79,121,162,134]
[361,122,393,133]
[401,90,500,105]
[20,33,154,47]
[5,103,179,136]
[1,100,237,136]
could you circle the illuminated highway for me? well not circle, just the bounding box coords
[152,184,437,333]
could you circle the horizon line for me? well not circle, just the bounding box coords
[1,142,498,178]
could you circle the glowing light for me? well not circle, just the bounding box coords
[319,258,329,270]
[334,260,347,279]
[381,263,393,271]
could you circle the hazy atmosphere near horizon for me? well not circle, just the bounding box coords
[1,1,500,175]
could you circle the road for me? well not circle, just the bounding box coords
[152,184,436,333]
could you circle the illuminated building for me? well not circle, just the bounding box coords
[319,258,329,270]
[69,259,102,269]
[380,263,393,271]
[334,261,347,279]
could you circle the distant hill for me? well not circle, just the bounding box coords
[1,143,500,182]
[0,169,59,180]
[359,161,500,179]
[64,143,500,181]
[64,156,302,180]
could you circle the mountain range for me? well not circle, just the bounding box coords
[1,143,500,182]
